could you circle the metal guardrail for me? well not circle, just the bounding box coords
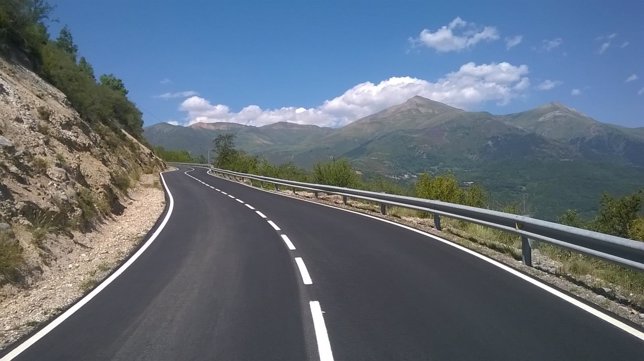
[175,163,644,271]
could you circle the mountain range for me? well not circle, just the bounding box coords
[144,96,644,220]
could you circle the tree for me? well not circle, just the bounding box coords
[212,134,238,168]
[78,56,95,80]
[99,74,128,96]
[463,184,487,208]
[559,209,586,228]
[312,158,359,187]
[55,25,77,60]
[592,191,642,238]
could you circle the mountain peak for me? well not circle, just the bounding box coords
[375,96,461,118]
[189,122,248,131]
[538,101,580,114]
[401,96,460,111]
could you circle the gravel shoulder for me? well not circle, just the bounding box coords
[0,173,166,350]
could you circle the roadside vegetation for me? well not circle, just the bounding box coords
[153,146,205,163]
[0,1,164,286]
[212,133,644,308]
[0,0,145,139]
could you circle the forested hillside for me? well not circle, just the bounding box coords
[0,0,144,138]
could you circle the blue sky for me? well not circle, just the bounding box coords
[49,0,643,128]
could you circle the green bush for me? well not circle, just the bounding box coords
[0,232,24,284]
[415,173,488,207]
[32,156,48,174]
[112,172,130,193]
[312,158,359,188]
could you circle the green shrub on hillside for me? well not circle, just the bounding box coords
[0,231,24,285]
[313,158,359,188]
[415,173,487,207]
[0,0,145,138]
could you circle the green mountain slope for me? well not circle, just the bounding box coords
[143,97,644,220]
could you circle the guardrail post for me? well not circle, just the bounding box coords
[275,184,280,191]
[434,213,442,231]
[516,222,532,267]
[342,195,348,205]
[314,191,318,198]
[380,203,387,215]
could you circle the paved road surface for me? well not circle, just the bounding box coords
[2,166,642,360]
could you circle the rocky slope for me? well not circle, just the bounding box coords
[0,55,164,289]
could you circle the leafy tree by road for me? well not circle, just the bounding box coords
[312,158,359,188]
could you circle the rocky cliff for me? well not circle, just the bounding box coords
[0,55,164,288]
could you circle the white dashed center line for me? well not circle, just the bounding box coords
[310,301,335,361]
[267,220,281,231]
[294,257,313,285]
[280,234,296,251]
[188,168,337,361]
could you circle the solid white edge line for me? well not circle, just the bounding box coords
[256,211,267,219]
[0,171,176,361]
[245,204,255,210]
[281,234,296,251]
[267,220,281,231]
[294,257,313,285]
[209,172,644,341]
[307,200,644,341]
[310,301,335,361]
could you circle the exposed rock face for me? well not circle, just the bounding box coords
[0,55,164,286]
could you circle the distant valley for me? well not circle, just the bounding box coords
[144,96,644,220]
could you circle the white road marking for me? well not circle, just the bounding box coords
[245,204,255,210]
[236,199,244,204]
[267,220,281,231]
[295,257,313,285]
[215,188,221,192]
[281,234,296,250]
[228,194,235,199]
[221,191,228,195]
[256,211,267,219]
[289,196,644,341]
[310,301,335,361]
[211,172,644,341]
[0,172,177,361]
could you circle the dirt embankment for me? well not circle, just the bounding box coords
[0,55,167,348]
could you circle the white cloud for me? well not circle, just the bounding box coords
[638,88,644,96]
[166,120,179,126]
[596,33,619,54]
[411,17,499,52]
[540,38,563,52]
[156,90,199,99]
[160,78,172,85]
[620,41,630,48]
[625,74,638,83]
[178,62,530,128]
[505,35,523,49]
[537,79,562,91]
[571,88,581,96]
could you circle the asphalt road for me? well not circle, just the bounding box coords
[2,166,642,360]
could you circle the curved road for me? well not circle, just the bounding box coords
[2,166,642,360]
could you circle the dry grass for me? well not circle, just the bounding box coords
[0,232,24,285]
